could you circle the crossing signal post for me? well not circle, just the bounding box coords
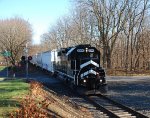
[28,56,32,61]
[23,43,29,80]
[24,43,32,80]
[21,55,32,80]
[21,56,32,61]
[21,56,26,61]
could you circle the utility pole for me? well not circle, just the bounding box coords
[6,54,9,78]
[25,43,28,80]
[4,50,9,78]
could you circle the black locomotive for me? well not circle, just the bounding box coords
[54,44,106,89]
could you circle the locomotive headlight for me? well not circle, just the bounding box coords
[100,79,102,82]
[83,79,86,83]
[85,48,88,52]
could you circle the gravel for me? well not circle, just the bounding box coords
[105,76,150,117]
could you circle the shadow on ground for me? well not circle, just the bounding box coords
[0,68,8,78]
[0,64,34,78]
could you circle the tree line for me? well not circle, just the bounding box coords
[0,0,150,73]
[40,0,150,71]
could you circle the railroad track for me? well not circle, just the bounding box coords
[42,79,149,118]
[79,91,149,118]
[28,69,149,118]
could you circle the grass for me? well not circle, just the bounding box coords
[0,79,29,117]
[0,78,4,81]
[0,66,5,71]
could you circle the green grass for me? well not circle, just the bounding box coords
[0,66,5,71]
[0,79,29,117]
[0,78,5,81]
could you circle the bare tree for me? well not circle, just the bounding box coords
[122,0,149,71]
[75,0,150,70]
[75,0,129,68]
[0,17,32,66]
[40,0,150,73]
[41,32,57,51]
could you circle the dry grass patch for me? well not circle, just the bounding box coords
[107,69,150,76]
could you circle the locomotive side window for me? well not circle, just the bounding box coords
[71,60,75,69]
[77,52,98,59]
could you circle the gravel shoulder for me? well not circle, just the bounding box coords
[105,76,150,117]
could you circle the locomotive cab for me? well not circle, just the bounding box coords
[66,44,106,89]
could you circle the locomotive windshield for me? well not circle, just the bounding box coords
[76,48,99,59]
[77,52,98,59]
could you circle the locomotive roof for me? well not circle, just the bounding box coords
[66,44,100,60]
[75,44,91,48]
[66,44,91,56]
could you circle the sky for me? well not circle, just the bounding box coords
[0,0,71,44]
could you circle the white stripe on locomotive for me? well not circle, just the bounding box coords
[66,47,76,56]
[80,60,99,69]
[80,69,97,78]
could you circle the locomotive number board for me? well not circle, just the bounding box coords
[77,49,94,52]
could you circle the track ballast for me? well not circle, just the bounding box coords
[80,91,149,118]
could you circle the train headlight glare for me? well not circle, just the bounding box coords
[83,80,86,83]
[85,48,88,52]
[100,79,102,82]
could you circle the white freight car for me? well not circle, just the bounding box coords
[30,49,59,73]
[36,53,42,67]
[30,53,42,67]
[41,51,53,72]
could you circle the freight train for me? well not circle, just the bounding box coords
[30,44,106,89]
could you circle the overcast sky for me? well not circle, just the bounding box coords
[0,0,70,44]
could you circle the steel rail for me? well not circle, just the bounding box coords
[86,93,149,118]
